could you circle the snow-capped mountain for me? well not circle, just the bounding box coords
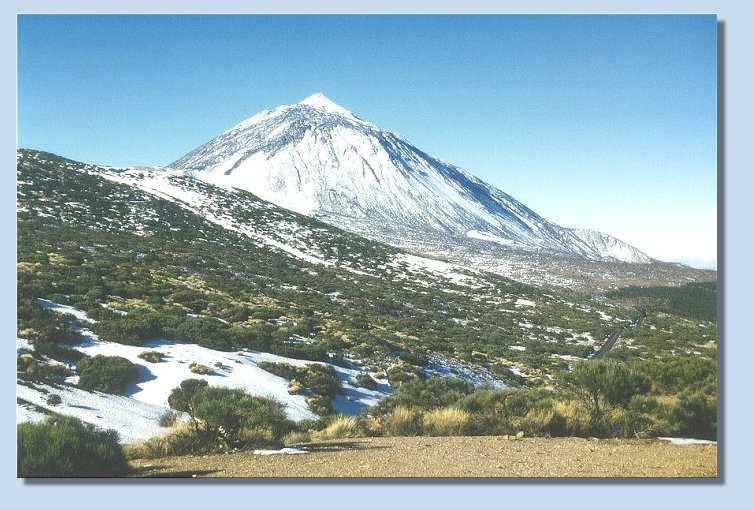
[171,93,652,264]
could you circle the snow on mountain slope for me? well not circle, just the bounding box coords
[170,93,652,264]
[92,164,489,290]
[568,228,653,264]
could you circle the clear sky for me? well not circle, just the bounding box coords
[17,14,717,268]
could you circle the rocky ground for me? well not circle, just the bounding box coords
[129,436,717,478]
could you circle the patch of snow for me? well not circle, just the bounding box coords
[38,298,95,324]
[253,447,308,455]
[17,381,177,444]
[17,337,34,353]
[658,437,717,445]
[424,354,507,388]
[466,229,515,246]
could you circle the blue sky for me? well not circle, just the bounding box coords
[17,14,717,267]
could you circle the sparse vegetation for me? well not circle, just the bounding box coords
[15,149,718,462]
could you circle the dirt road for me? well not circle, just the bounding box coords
[130,436,717,478]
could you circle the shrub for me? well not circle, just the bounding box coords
[125,420,206,459]
[303,364,342,397]
[189,362,214,375]
[18,416,129,477]
[550,400,590,437]
[670,392,717,440]
[374,377,474,415]
[287,379,304,394]
[138,351,164,363]
[283,430,311,446]
[385,364,423,388]
[235,427,279,448]
[18,356,70,383]
[190,387,293,448]
[140,386,290,456]
[168,378,208,413]
[77,355,139,395]
[46,394,62,406]
[383,406,423,436]
[454,387,561,436]
[17,353,35,372]
[422,407,470,436]
[158,409,182,428]
[356,373,378,390]
[259,361,341,398]
[562,360,650,433]
[519,405,567,437]
[306,395,332,416]
[397,350,428,367]
[311,415,362,440]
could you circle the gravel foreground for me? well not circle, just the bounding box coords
[130,436,717,478]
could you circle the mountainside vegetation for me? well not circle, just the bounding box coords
[16,149,717,466]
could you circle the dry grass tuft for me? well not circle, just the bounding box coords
[311,415,361,441]
[383,406,423,436]
[422,407,470,436]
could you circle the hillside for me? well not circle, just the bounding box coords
[16,149,717,447]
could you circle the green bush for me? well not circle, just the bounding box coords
[385,364,423,388]
[167,378,209,413]
[355,372,378,390]
[165,381,293,450]
[374,376,474,415]
[562,360,650,434]
[259,362,341,398]
[158,409,181,427]
[306,395,332,416]
[18,416,129,477]
[191,387,293,448]
[77,355,139,394]
[303,364,341,397]
[670,392,717,440]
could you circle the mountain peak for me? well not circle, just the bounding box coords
[170,95,651,265]
[297,93,355,117]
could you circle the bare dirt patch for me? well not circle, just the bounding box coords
[130,436,717,478]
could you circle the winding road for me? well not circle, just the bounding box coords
[590,311,646,360]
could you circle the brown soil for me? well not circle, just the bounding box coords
[129,436,717,478]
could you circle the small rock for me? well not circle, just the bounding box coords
[516,431,525,439]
